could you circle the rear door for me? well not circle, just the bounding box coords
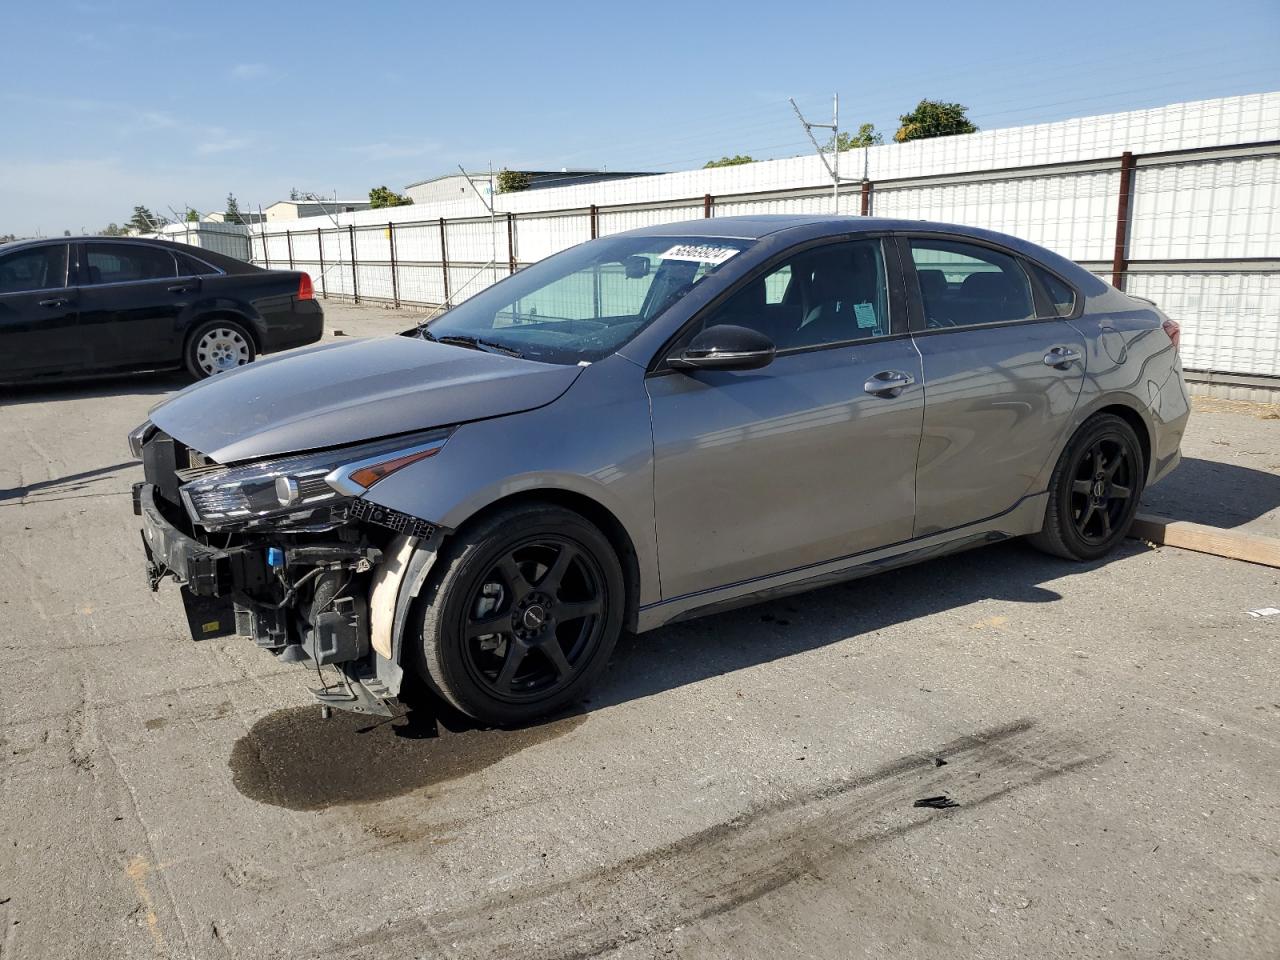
[0,242,78,379]
[902,234,1086,536]
[75,241,187,368]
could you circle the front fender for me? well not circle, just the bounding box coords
[362,355,661,606]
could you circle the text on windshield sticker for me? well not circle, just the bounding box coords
[658,243,740,266]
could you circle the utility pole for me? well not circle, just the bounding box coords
[790,93,857,215]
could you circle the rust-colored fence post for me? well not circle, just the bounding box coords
[316,227,326,299]
[860,180,871,216]
[286,229,294,270]
[589,204,598,239]
[507,212,517,274]
[263,231,270,270]
[703,194,712,218]
[1111,151,1136,290]
[388,222,399,308]
[348,224,359,302]
[439,217,451,304]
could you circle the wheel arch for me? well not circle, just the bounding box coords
[443,487,643,634]
[1071,392,1155,481]
[184,310,263,354]
[1093,402,1151,477]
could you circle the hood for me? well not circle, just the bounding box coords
[149,336,583,462]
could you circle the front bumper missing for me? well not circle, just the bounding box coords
[134,481,393,715]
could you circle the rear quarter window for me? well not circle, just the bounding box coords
[1027,262,1078,318]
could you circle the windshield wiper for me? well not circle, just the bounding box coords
[425,331,523,358]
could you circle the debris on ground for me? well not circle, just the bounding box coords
[914,795,959,809]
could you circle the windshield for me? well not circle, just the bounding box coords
[424,234,755,364]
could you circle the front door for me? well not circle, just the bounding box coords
[903,235,1087,535]
[0,242,78,379]
[647,237,924,600]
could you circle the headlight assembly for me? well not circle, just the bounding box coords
[179,429,451,529]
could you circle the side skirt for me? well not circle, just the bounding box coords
[636,492,1048,632]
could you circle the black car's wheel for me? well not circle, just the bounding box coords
[185,319,256,379]
[1030,413,1145,561]
[416,503,624,726]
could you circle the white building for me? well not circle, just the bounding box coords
[264,200,371,222]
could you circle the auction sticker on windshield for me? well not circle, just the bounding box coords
[659,243,741,266]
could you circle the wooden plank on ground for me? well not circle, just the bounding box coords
[1129,514,1280,569]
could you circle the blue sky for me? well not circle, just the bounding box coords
[2,0,1278,236]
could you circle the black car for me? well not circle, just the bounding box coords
[0,237,323,382]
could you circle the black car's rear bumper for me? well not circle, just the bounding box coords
[259,298,324,353]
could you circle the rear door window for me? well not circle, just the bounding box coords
[0,245,68,294]
[909,238,1035,328]
[84,243,177,285]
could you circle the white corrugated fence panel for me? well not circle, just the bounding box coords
[1129,155,1280,260]
[1126,271,1280,377]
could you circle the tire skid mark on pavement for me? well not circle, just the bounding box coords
[319,718,1106,960]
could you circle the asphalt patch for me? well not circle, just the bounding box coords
[229,704,585,811]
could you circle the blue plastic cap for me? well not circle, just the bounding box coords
[266,547,285,569]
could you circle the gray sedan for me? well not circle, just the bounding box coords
[130,216,1189,725]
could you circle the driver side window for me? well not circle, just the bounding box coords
[696,238,890,351]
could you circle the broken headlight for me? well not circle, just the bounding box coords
[179,429,451,530]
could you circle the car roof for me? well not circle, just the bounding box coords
[618,214,1084,274]
[619,214,1016,241]
[0,235,261,274]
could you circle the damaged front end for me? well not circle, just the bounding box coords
[130,421,448,715]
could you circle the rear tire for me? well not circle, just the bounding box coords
[415,504,624,726]
[1030,413,1145,561]
[185,319,256,379]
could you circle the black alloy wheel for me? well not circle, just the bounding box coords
[1030,412,1145,561]
[461,537,607,701]
[416,503,625,725]
[1068,436,1136,545]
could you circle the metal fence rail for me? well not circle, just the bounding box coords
[248,139,1280,382]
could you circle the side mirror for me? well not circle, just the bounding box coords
[670,324,776,372]
[623,255,651,279]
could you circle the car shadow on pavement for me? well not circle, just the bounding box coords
[0,369,189,406]
[1141,456,1280,530]
[231,539,1081,811]
[592,539,1093,713]
[0,460,138,503]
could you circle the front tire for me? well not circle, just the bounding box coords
[1030,413,1145,561]
[415,504,625,726]
[185,319,256,379]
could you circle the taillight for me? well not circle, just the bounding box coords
[1162,318,1181,351]
[297,273,314,300]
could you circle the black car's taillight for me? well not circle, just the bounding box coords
[298,273,314,300]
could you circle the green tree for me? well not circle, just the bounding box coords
[894,100,977,143]
[99,223,129,236]
[289,187,301,201]
[368,185,413,208]
[496,168,532,193]
[827,123,883,151]
[703,155,754,168]
[224,193,244,225]
[128,206,159,233]
[185,208,199,222]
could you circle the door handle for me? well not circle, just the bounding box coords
[864,370,915,398]
[1043,347,1082,369]
[38,296,69,308]
[167,283,196,293]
